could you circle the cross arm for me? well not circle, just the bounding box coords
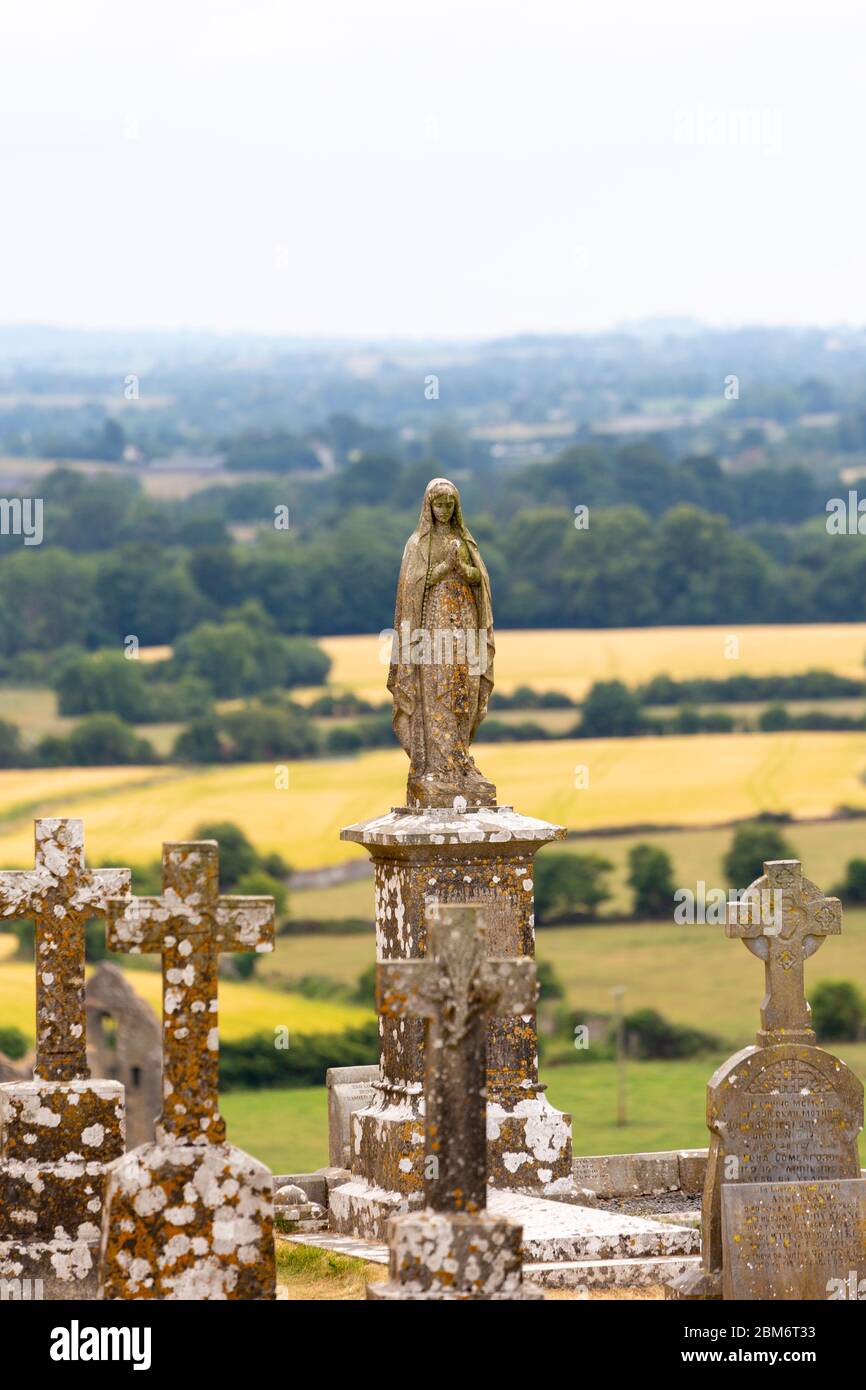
[214,895,276,952]
[482,958,537,1016]
[105,894,170,953]
[804,896,842,937]
[0,869,46,918]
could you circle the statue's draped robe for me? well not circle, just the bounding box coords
[388,479,495,804]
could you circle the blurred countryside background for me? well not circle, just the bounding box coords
[3,1,866,1171]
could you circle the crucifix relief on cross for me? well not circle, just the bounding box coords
[377,901,536,1214]
[726,859,841,1045]
[0,818,130,1082]
[106,841,275,1144]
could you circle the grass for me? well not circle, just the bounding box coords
[535,908,866,1046]
[276,1241,386,1300]
[221,1047,866,1178]
[222,1086,329,1171]
[0,729,864,870]
[305,624,866,706]
[273,903,866,1043]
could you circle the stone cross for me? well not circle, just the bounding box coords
[106,840,274,1144]
[0,818,130,1081]
[726,859,841,1045]
[377,902,536,1213]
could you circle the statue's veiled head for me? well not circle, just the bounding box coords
[421,477,461,532]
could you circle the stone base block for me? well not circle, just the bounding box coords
[330,1177,423,1240]
[0,1238,99,1299]
[527,1254,702,1291]
[665,1266,723,1301]
[0,1160,107,1238]
[351,1097,425,1203]
[368,1209,543,1301]
[99,1140,275,1300]
[0,1080,125,1162]
[487,1096,574,1196]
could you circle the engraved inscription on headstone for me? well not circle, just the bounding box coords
[710,1044,863,1188]
[722,1180,866,1300]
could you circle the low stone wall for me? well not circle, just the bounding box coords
[572,1149,709,1199]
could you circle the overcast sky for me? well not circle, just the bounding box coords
[1,0,864,339]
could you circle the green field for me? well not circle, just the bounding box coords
[223,1046,866,1173]
[270,910,866,1052]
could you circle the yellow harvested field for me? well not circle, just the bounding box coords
[305,624,866,705]
[0,731,865,869]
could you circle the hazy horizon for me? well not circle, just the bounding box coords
[2,1,865,339]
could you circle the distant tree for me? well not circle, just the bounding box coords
[223,428,321,472]
[758,702,791,731]
[578,680,645,738]
[620,1008,720,1059]
[171,618,329,697]
[335,453,402,508]
[722,821,796,889]
[627,843,675,918]
[49,714,156,766]
[193,822,258,888]
[834,857,866,904]
[54,651,151,721]
[534,851,613,923]
[0,1025,28,1059]
[0,719,26,768]
[96,418,126,462]
[810,980,865,1042]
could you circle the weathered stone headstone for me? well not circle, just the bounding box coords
[722,1179,866,1300]
[668,860,864,1301]
[98,840,277,1300]
[368,902,543,1300]
[326,1065,379,1170]
[87,961,162,1149]
[0,818,130,1299]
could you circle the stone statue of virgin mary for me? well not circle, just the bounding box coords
[387,477,496,809]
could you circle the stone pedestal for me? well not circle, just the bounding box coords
[331,804,573,1239]
[99,1138,275,1300]
[0,1078,125,1299]
[368,1209,543,1301]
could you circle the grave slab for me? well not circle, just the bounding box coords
[722,1178,866,1301]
